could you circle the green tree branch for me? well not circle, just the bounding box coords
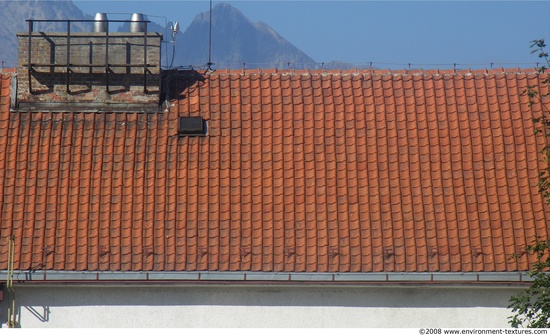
[508,39,550,328]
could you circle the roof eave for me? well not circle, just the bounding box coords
[0,270,534,286]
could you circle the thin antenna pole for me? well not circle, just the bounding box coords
[207,0,213,69]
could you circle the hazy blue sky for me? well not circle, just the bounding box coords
[72,0,550,70]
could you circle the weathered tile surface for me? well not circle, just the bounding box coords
[0,68,549,272]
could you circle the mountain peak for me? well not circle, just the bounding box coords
[193,3,249,24]
[174,2,317,69]
[213,2,240,14]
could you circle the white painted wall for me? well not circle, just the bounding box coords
[0,284,522,327]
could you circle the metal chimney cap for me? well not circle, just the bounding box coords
[129,13,146,33]
[93,13,108,33]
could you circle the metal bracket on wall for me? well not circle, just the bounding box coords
[6,236,17,328]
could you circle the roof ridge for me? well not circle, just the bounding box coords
[0,68,16,74]
[205,67,543,77]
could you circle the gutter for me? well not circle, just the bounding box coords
[0,270,534,286]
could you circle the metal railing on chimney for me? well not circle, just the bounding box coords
[24,18,154,94]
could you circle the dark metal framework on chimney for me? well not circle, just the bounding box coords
[24,19,155,95]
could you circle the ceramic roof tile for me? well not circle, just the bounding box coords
[0,69,549,273]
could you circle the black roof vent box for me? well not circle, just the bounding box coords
[178,116,207,136]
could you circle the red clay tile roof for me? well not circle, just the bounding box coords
[0,68,549,273]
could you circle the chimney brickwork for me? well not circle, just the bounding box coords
[17,32,162,109]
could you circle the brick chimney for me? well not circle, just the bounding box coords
[16,16,162,112]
